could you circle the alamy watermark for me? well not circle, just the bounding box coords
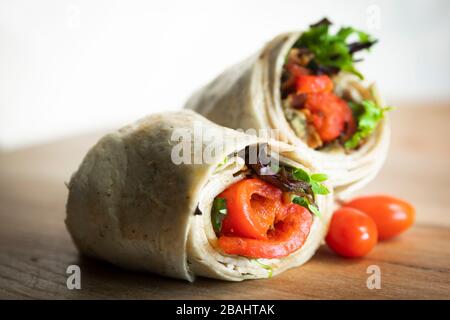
[366,4,381,30]
[66,265,81,290]
[169,121,287,170]
[366,265,381,290]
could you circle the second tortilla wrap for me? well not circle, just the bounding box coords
[185,32,390,199]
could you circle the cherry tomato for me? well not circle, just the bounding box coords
[326,208,378,258]
[344,195,415,240]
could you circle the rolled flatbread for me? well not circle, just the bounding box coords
[66,110,333,281]
[185,31,390,199]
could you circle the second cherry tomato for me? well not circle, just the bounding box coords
[344,195,415,240]
[326,208,378,258]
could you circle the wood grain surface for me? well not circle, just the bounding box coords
[1,105,449,299]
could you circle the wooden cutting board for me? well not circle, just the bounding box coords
[1,105,449,299]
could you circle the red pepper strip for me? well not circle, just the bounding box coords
[304,93,356,142]
[296,74,334,94]
[219,204,312,259]
[219,178,284,240]
[293,74,356,143]
[217,178,313,259]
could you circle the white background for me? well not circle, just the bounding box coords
[1,0,449,150]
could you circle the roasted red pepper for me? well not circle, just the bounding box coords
[296,74,333,94]
[294,74,356,143]
[217,178,312,258]
[304,93,355,142]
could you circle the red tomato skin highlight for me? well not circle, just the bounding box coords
[326,208,378,258]
[344,195,415,240]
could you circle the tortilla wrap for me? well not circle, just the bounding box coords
[184,32,390,199]
[66,110,333,281]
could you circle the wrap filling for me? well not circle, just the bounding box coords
[281,18,391,150]
[211,145,329,259]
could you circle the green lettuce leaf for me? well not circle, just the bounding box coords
[345,100,393,149]
[294,18,376,79]
[211,197,227,233]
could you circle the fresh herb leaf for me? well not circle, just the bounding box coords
[311,173,328,182]
[292,195,309,207]
[252,260,273,278]
[310,180,330,195]
[211,197,227,233]
[294,18,376,79]
[307,203,322,218]
[293,168,329,196]
[345,100,393,149]
[292,168,310,182]
[292,195,322,218]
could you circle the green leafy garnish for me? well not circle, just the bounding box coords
[290,168,329,217]
[211,197,227,233]
[294,18,376,79]
[292,196,322,218]
[310,181,329,195]
[310,173,328,182]
[293,168,329,195]
[345,100,393,149]
[292,168,310,182]
[252,259,273,278]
